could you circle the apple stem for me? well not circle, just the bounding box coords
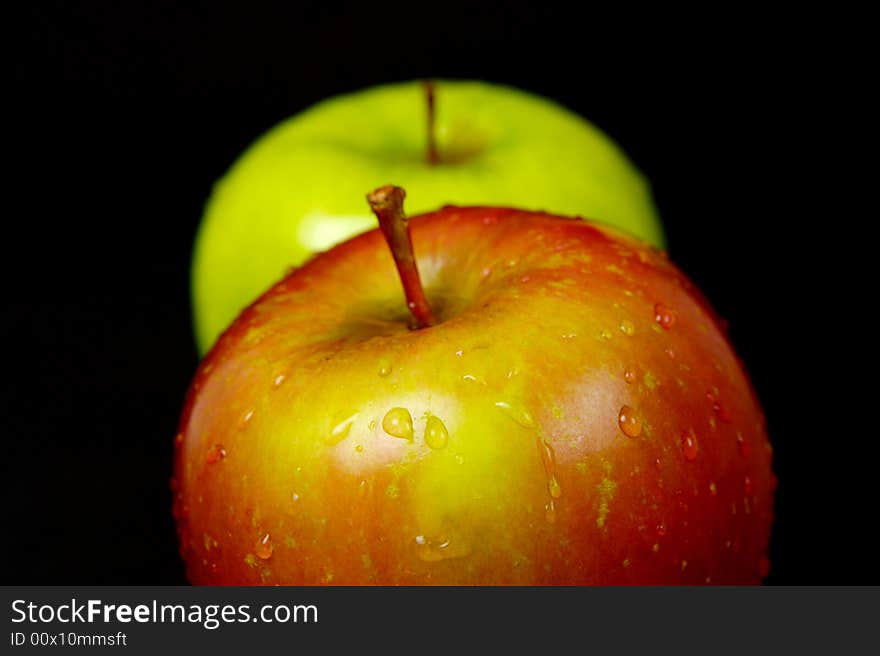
[367,185,437,329]
[424,80,439,165]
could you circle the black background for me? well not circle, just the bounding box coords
[6,3,866,584]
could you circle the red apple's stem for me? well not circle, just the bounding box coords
[367,185,436,329]
[424,80,439,165]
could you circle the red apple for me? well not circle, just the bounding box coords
[172,186,773,584]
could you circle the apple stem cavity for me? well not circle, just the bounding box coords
[424,80,439,165]
[367,185,437,329]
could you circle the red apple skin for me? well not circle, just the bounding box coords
[172,206,773,585]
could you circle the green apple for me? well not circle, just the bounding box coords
[192,79,664,353]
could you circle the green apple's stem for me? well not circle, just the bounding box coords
[424,80,439,165]
[367,185,436,329]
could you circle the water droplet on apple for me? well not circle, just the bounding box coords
[382,407,414,441]
[656,521,667,537]
[494,401,535,428]
[377,358,392,377]
[706,391,732,423]
[709,482,718,496]
[326,413,359,445]
[714,400,732,423]
[291,492,300,502]
[414,532,471,562]
[537,436,556,472]
[424,415,448,450]
[736,432,750,457]
[255,533,273,560]
[618,406,642,438]
[681,429,699,461]
[545,499,557,524]
[654,302,676,329]
[623,369,637,384]
[241,409,254,425]
[273,373,287,388]
[548,475,562,499]
[619,319,635,336]
[205,444,226,464]
[744,475,753,495]
[537,437,563,506]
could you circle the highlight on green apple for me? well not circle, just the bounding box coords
[191,79,665,354]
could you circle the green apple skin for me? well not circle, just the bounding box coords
[192,80,664,353]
